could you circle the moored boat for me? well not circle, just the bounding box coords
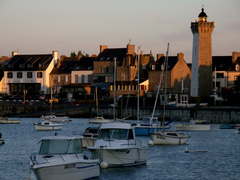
[88,122,148,168]
[174,120,211,131]
[30,135,100,180]
[34,120,63,131]
[219,124,236,129]
[0,117,20,124]
[41,115,70,122]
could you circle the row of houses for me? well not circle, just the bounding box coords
[0,44,240,104]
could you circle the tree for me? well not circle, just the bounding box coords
[70,51,77,57]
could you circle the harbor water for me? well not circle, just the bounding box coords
[0,118,239,180]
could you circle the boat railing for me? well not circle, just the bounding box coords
[30,153,81,165]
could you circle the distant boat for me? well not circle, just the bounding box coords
[219,124,236,129]
[41,115,70,122]
[174,120,211,131]
[89,116,114,124]
[34,120,63,131]
[30,135,100,180]
[0,117,20,124]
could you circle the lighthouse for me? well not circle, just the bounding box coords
[190,8,215,98]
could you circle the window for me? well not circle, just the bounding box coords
[81,75,85,83]
[7,72,13,78]
[217,73,224,78]
[37,72,42,78]
[17,72,22,78]
[27,72,32,78]
[75,75,78,83]
[27,64,33,68]
[99,66,102,73]
[65,75,68,82]
[236,64,240,71]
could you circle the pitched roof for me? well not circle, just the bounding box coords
[72,57,96,71]
[50,60,78,74]
[153,56,178,71]
[4,54,53,71]
[96,48,128,64]
[212,56,232,71]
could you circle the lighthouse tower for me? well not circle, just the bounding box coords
[190,8,215,97]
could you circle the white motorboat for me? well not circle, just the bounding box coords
[89,116,114,124]
[150,130,190,145]
[0,117,20,124]
[34,120,63,131]
[30,136,100,180]
[88,122,148,168]
[41,115,70,122]
[174,120,211,131]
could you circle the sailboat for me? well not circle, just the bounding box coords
[89,87,114,124]
[150,43,190,145]
[41,87,70,122]
[132,47,170,136]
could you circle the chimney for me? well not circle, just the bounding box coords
[52,50,58,60]
[100,45,108,53]
[177,53,184,61]
[157,54,164,60]
[127,44,135,55]
[12,51,18,57]
[232,51,240,63]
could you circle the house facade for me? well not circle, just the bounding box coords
[2,51,58,95]
[148,53,191,104]
[212,52,240,91]
[93,44,154,98]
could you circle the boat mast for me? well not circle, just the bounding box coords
[151,43,169,119]
[163,43,169,129]
[113,57,116,121]
[137,46,140,121]
[96,87,98,116]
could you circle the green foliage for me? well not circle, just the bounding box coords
[70,51,77,57]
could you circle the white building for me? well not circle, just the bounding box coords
[1,51,58,95]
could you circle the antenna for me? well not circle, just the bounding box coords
[128,39,131,45]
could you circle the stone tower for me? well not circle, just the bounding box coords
[190,8,215,97]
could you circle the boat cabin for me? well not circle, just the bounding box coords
[98,123,135,140]
[39,136,83,155]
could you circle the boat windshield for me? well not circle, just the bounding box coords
[98,129,133,140]
[39,139,83,155]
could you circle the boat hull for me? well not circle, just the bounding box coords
[135,126,170,136]
[219,124,236,129]
[34,124,62,131]
[88,147,148,167]
[0,119,20,124]
[151,132,190,145]
[174,124,211,131]
[31,160,99,180]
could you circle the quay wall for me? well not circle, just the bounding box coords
[95,107,240,124]
[2,104,240,124]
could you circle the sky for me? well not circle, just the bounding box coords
[0,0,239,63]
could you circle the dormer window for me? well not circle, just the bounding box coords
[39,63,43,68]
[8,64,13,68]
[27,64,33,68]
[19,64,24,68]
[236,64,240,71]
[152,64,156,71]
